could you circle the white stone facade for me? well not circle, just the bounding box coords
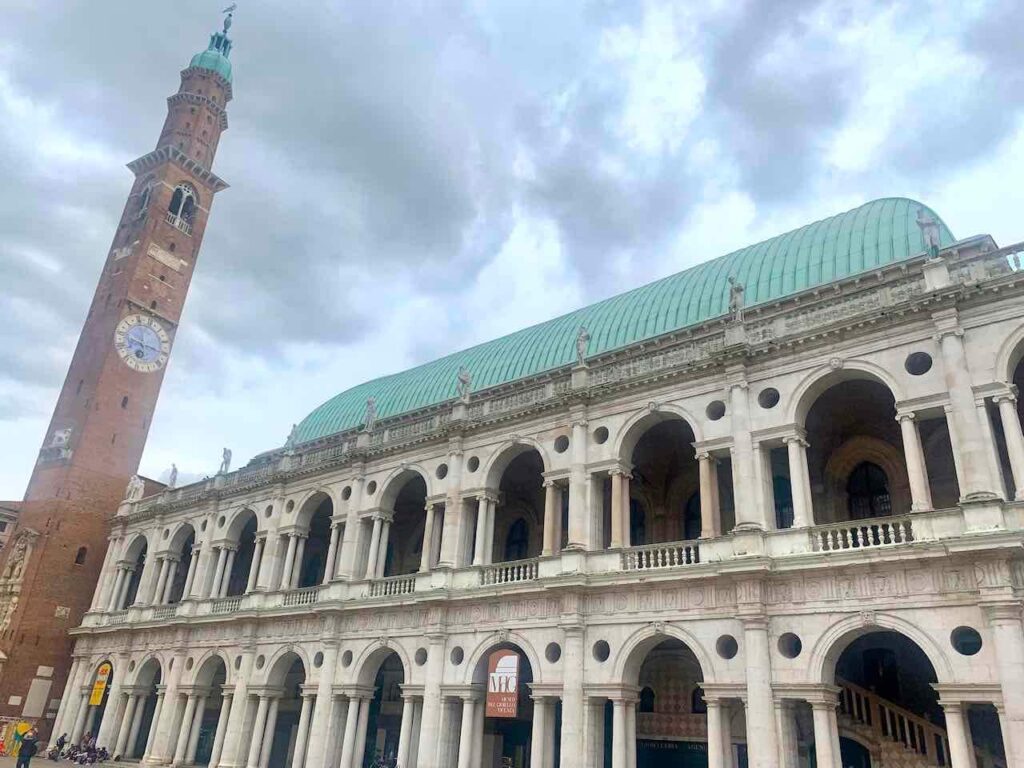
[58,238,1024,768]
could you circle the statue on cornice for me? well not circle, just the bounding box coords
[916,208,941,258]
[363,397,378,433]
[284,423,298,451]
[456,367,472,403]
[168,463,179,489]
[219,447,232,475]
[124,475,145,502]
[576,326,591,368]
[728,277,745,324]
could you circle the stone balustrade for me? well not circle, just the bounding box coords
[620,540,700,571]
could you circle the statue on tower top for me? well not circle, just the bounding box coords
[222,4,237,34]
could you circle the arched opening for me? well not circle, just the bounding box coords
[166,525,195,604]
[610,635,712,767]
[224,512,257,597]
[846,462,892,519]
[380,472,428,577]
[123,658,162,760]
[616,416,728,545]
[822,629,1003,767]
[991,353,1024,499]
[81,661,114,747]
[493,450,544,563]
[296,495,333,588]
[361,651,406,766]
[191,656,228,765]
[470,643,541,767]
[168,183,197,226]
[121,537,148,609]
[264,654,308,767]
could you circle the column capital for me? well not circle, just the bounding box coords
[782,435,809,448]
[895,410,917,423]
[933,326,965,343]
[993,392,1018,406]
[983,601,1023,625]
[477,491,500,505]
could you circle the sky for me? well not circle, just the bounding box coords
[0,0,1022,496]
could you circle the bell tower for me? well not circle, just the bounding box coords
[0,13,237,733]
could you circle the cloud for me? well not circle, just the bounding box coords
[0,0,1022,495]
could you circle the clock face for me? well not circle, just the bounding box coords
[114,314,171,373]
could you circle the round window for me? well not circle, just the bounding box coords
[706,401,727,421]
[545,642,562,663]
[554,435,570,453]
[777,633,802,659]
[905,352,933,376]
[758,387,780,409]
[951,626,983,656]
[592,640,610,663]
[716,635,738,660]
[593,426,609,444]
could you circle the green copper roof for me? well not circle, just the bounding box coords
[295,197,954,444]
[190,30,233,83]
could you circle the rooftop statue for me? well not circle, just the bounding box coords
[576,326,591,368]
[219,447,232,475]
[222,4,237,33]
[728,276,745,324]
[457,367,473,403]
[917,207,942,258]
[124,475,145,502]
[363,397,378,433]
[168,463,179,489]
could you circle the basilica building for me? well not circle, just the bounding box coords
[33,12,1024,768]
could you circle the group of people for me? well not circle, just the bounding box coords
[0,726,39,766]
[0,729,108,766]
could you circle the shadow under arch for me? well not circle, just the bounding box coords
[464,631,543,686]
[613,404,705,466]
[122,656,163,760]
[166,521,196,554]
[191,649,231,688]
[352,641,413,688]
[807,613,954,685]
[613,623,715,686]
[378,465,432,511]
[224,506,258,541]
[293,487,336,528]
[261,646,311,687]
[787,360,905,426]
[994,321,1024,383]
[483,438,552,490]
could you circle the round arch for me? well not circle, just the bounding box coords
[130,655,164,688]
[483,439,552,490]
[224,507,258,541]
[352,642,413,687]
[821,436,911,520]
[378,465,432,511]
[613,623,715,686]
[121,533,149,563]
[261,646,310,687]
[190,650,232,688]
[613,404,704,465]
[167,522,196,554]
[463,631,544,686]
[787,361,905,425]
[994,322,1024,383]
[807,613,954,685]
[293,487,337,528]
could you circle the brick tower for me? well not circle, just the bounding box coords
[0,13,236,733]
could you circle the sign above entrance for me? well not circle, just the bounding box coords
[89,662,112,706]
[486,649,519,718]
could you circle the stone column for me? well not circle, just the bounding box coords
[456,696,478,768]
[258,696,280,768]
[625,701,637,768]
[118,564,136,608]
[621,472,632,547]
[70,686,90,744]
[142,688,165,760]
[335,475,364,579]
[698,453,719,538]
[810,697,838,768]
[288,535,306,588]
[611,697,628,768]
[420,504,436,572]
[96,687,125,752]
[337,696,363,768]
[185,694,208,764]
[775,700,799,768]
[106,566,127,611]
[245,537,264,593]
[996,394,1024,500]
[305,641,339,768]
[219,648,255,767]
[531,697,550,768]
[53,658,85,742]
[151,557,169,606]
[353,696,371,767]
[783,436,812,527]
[935,318,997,498]
[568,412,590,549]
[706,697,724,768]
[897,412,933,511]
[396,694,417,768]
[245,695,271,768]
[220,547,237,597]
[560,626,585,768]
[473,496,489,566]
[323,523,342,584]
[91,540,118,611]
[209,547,227,599]
[208,691,233,768]
[729,378,763,528]
[610,471,625,548]
[161,558,180,604]
[292,692,315,768]
[417,635,446,768]
[986,603,1024,763]
[280,534,299,590]
[365,516,383,580]
[182,546,200,599]
[376,519,392,578]
[151,652,186,763]
[743,616,778,768]
[542,480,559,556]
[472,693,485,768]
[938,700,974,768]
[126,692,147,758]
[482,496,496,565]
[172,693,199,765]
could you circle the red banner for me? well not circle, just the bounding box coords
[485,649,520,718]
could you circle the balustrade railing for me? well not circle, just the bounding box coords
[481,558,539,585]
[621,540,700,571]
[106,610,128,626]
[282,586,322,607]
[210,596,242,615]
[152,605,177,620]
[164,211,193,235]
[838,678,950,766]
[812,516,914,552]
[369,574,417,597]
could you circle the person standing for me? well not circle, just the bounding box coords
[16,727,38,768]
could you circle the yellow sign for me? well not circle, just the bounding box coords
[89,662,112,706]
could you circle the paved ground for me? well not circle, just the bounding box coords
[0,758,136,767]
